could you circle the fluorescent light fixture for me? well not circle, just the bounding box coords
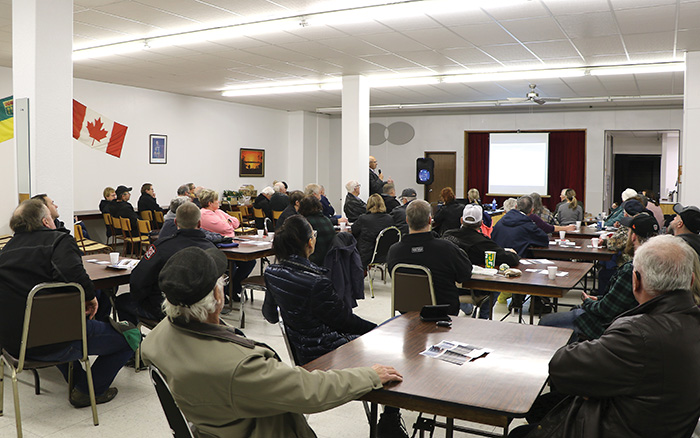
[73,41,144,61]
[443,67,585,83]
[222,81,342,97]
[368,76,441,88]
[590,62,685,76]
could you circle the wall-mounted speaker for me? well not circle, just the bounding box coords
[416,157,434,185]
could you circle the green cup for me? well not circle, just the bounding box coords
[485,251,496,269]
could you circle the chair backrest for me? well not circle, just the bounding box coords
[73,224,87,252]
[120,217,133,235]
[149,366,196,438]
[238,205,250,217]
[0,234,11,251]
[227,211,243,222]
[369,226,401,265]
[277,312,302,366]
[138,219,152,235]
[112,215,123,232]
[220,202,232,212]
[140,210,154,222]
[18,283,86,370]
[391,264,436,315]
[102,213,113,226]
[155,211,165,225]
[253,208,265,219]
[272,210,283,220]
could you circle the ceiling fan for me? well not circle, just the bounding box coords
[507,84,561,105]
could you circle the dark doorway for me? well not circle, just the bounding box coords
[613,154,661,204]
[424,151,456,206]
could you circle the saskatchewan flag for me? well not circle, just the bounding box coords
[0,96,13,143]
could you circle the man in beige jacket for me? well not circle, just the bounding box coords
[142,246,402,438]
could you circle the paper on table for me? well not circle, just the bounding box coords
[536,269,568,276]
[96,261,110,265]
[525,268,540,273]
[85,259,98,263]
[472,266,498,276]
[420,340,492,366]
[519,259,533,265]
[532,259,554,264]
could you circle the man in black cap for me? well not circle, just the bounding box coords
[669,203,700,255]
[109,185,139,233]
[539,213,659,342]
[390,187,417,236]
[141,246,403,438]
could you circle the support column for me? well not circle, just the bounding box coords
[681,51,700,207]
[341,75,370,208]
[13,0,74,225]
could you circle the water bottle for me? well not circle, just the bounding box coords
[491,199,497,211]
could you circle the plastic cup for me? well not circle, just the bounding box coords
[257,229,264,237]
[559,230,566,241]
[575,221,581,231]
[591,238,599,248]
[339,222,347,232]
[547,266,558,280]
[109,252,119,265]
[485,251,496,269]
[267,232,274,240]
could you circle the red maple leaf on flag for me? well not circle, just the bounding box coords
[86,117,109,145]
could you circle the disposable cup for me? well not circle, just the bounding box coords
[485,251,496,269]
[591,237,599,248]
[257,229,264,237]
[340,222,347,232]
[575,221,581,231]
[267,232,275,240]
[109,252,119,265]
[559,230,566,240]
[547,266,558,280]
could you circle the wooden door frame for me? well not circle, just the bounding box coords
[424,151,456,202]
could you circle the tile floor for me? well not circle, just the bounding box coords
[0,267,583,438]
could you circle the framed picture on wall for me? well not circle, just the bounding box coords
[149,134,167,164]
[239,148,265,177]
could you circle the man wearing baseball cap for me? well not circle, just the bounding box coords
[443,204,520,319]
[540,213,659,342]
[669,203,700,256]
[142,246,402,438]
[109,185,140,233]
[390,187,417,236]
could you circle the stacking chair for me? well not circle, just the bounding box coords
[272,210,283,226]
[149,365,196,438]
[227,211,256,235]
[140,210,157,230]
[0,282,99,437]
[458,289,491,319]
[0,234,12,251]
[368,226,401,298]
[253,208,265,229]
[390,264,436,315]
[237,206,255,227]
[134,317,159,372]
[102,213,121,247]
[111,214,124,248]
[120,218,150,257]
[154,211,165,229]
[73,224,113,255]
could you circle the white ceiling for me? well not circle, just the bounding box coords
[0,0,697,113]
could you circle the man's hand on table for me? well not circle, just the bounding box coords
[371,364,403,385]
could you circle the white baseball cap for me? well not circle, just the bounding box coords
[462,204,483,225]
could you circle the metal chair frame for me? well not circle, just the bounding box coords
[390,264,437,315]
[149,365,196,438]
[368,226,402,298]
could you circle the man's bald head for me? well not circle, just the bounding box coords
[10,199,54,233]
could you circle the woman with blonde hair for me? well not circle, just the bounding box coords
[555,188,583,225]
[351,194,394,266]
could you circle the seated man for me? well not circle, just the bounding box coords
[142,246,402,438]
[0,200,133,408]
[443,204,520,319]
[31,193,66,230]
[253,186,274,229]
[137,183,165,216]
[519,234,700,437]
[387,199,473,316]
[344,180,366,222]
[269,181,289,212]
[120,202,215,323]
[380,183,401,213]
[390,187,417,236]
[539,213,659,341]
[492,195,548,257]
[109,185,140,232]
[669,202,700,255]
[275,190,304,231]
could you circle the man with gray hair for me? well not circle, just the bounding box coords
[176,184,190,197]
[387,199,473,315]
[270,181,288,212]
[492,195,548,257]
[253,186,274,229]
[381,182,401,213]
[519,234,700,438]
[142,246,403,438]
[390,187,417,236]
[343,180,366,222]
[123,202,216,323]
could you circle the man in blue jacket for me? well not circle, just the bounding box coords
[492,195,549,257]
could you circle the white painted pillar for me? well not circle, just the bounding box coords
[341,76,369,208]
[13,0,74,226]
[681,52,700,207]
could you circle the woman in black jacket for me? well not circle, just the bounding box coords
[262,215,376,365]
[351,194,394,267]
[433,187,464,235]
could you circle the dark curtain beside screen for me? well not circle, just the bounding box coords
[466,131,585,213]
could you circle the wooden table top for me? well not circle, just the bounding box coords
[461,259,592,298]
[82,253,134,289]
[564,226,607,239]
[220,236,275,261]
[530,239,616,262]
[304,312,572,425]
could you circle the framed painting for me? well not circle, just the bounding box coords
[149,134,167,164]
[239,148,265,177]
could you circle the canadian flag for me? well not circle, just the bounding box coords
[72,99,127,158]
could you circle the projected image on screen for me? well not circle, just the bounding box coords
[488,133,549,195]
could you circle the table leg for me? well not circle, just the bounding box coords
[446,417,454,438]
[369,402,378,438]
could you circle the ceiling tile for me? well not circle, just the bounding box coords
[399,50,460,68]
[677,28,700,51]
[323,56,392,74]
[501,17,568,42]
[284,24,349,40]
[556,12,619,39]
[524,40,582,59]
[542,0,611,15]
[360,53,423,70]
[244,31,309,45]
[427,9,493,26]
[360,32,429,53]
[570,35,625,57]
[93,2,200,29]
[377,14,443,31]
[325,20,392,36]
[439,47,499,65]
[622,32,675,53]
[317,36,387,56]
[614,5,677,34]
[479,44,541,63]
[596,76,640,94]
[74,10,161,37]
[678,2,700,29]
[481,1,550,21]
[278,40,343,58]
[451,23,516,46]
[134,0,240,23]
[400,28,469,50]
[241,44,317,62]
[75,0,132,8]
[611,0,677,10]
[560,76,610,96]
[291,59,343,74]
